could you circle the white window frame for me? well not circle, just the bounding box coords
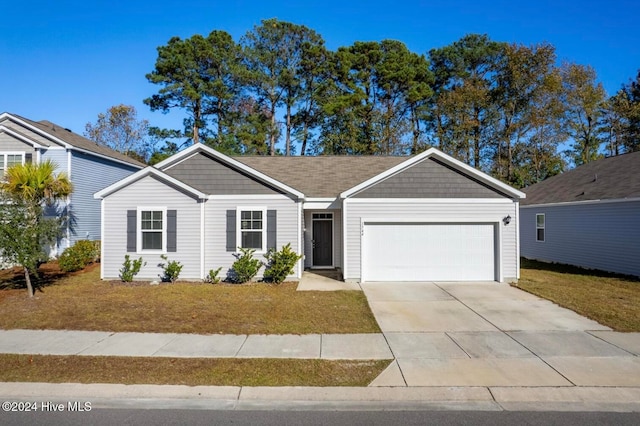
[0,152,25,176]
[137,207,167,254]
[236,206,267,253]
[536,213,545,242]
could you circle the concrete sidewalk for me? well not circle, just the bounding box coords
[0,329,393,360]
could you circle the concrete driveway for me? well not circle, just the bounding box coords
[362,281,640,388]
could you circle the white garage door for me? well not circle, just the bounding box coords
[362,222,496,281]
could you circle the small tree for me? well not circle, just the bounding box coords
[0,194,63,296]
[0,160,72,297]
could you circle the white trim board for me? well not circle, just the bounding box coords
[521,197,640,208]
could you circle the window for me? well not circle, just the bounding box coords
[240,209,264,250]
[0,153,24,175]
[140,210,164,251]
[536,213,545,242]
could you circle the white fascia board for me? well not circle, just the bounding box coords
[347,198,514,204]
[208,194,293,200]
[339,147,526,200]
[520,197,640,208]
[303,198,341,210]
[0,125,46,148]
[94,167,207,200]
[361,217,503,224]
[0,113,72,149]
[156,143,305,199]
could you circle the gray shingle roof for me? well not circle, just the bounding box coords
[10,114,144,168]
[522,151,640,205]
[234,155,408,198]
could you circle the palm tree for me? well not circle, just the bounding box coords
[0,160,73,297]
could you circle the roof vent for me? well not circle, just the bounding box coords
[593,173,597,182]
[65,128,72,132]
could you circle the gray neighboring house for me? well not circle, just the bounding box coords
[0,112,144,255]
[95,144,525,283]
[521,151,640,277]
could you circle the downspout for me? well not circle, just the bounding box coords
[200,199,205,279]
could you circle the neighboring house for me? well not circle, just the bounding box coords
[95,144,525,282]
[0,112,144,254]
[521,151,640,277]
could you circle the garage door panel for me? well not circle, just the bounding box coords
[363,223,496,281]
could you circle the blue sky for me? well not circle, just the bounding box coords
[2,0,638,142]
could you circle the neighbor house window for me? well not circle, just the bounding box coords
[536,213,545,242]
[0,153,24,175]
[239,209,265,250]
[140,210,164,251]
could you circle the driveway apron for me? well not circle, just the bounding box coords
[362,281,640,388]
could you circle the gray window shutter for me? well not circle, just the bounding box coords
[167,210,177,252]
[25,153,33,164]
[226,210,236,252]
[267,210,277,250]
[126,210,136,252]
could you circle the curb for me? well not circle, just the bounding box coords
[1,383,639,412]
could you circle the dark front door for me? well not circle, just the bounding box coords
[312,220,333,266]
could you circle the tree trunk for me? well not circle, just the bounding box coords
[411,106,420,154]
[24,267,34,298]
[286,102,292,156]
[217,98,224,147]
[301,120,309,156]
[193,99,201,145]
[270,102,276,156]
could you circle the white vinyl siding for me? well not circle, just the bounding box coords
[205,196,300,280]
[102,176,202,280]
[521,201,640,277]
[344,200,518,282]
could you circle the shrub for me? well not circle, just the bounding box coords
[230,247,262,283]
[204,267,222,284]
[58,240,99,272]
[119,255,145,282]
[263,243,303,284]
[158,254,183,283]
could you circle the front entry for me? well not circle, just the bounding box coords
[312,214,333,267]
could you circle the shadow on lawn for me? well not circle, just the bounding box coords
[0,262,69,293]
[521,258,640,282]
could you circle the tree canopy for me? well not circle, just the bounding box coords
[143,21,640,188]
[0,160,72,297]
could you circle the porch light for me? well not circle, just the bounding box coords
[503,215,512,225]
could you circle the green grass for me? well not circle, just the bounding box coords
[0,263,380,334]
[515,259,640,331]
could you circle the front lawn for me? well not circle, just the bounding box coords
[516,259,640,332]
[0,264,380,334]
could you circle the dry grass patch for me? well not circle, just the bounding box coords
[0,264,380,334]
[0,354,390,387]
[516,259,640,331]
